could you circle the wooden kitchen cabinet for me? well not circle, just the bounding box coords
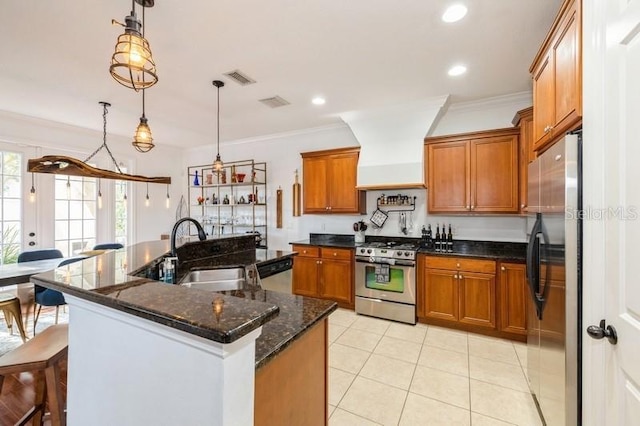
[513,106,534,213]
[531,0,582,153]
[301,147,366,214]
[419,256,496,330]
[499,262,528,336]
[425,128,520,214]
[291,245,354,307]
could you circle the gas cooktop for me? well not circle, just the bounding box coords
[355,241,418,260]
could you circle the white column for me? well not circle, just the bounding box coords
[65,295,260,426]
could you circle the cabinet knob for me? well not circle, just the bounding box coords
[459,274,463,279]
[456,263,460,268]
[471,205,475,210]
[501,266,506,271]
[333,252,337,256]
[521,204,526,208]
[303,250,307,254]
[453,274,458,279]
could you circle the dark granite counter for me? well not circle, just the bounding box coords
[291,233,526,262]
[30,235,336,369]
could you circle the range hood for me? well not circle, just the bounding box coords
[341,96,449,190]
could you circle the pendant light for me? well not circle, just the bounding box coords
[110,0,158,91]
[165,184,170,209]
[132,87,155,152]
[98,178,103,209]
[145,183,150,207]
[29,173,36,203]
[212,80,225,172]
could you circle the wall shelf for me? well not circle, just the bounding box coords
[187,159,267,248]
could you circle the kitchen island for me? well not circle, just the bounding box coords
[30,234,336,426]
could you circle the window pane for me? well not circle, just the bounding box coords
[55,200,69,220]
[3,243,20,264]
[69,180,83,200]
[83,220,96,238]
[55,220,69,240]
[3,175,21,197]
[3,152,20,176]
[3,199,20,221]
[84,201,96,220]
[84,181,96,199]
[54,179,68,199]
[69,201,83,219]
[55,240,69,258]
[69,220,83,239]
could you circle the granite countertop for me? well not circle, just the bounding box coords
[30,235,337,369]
[291,233,526,261]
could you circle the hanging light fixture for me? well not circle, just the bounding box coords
[132,88,155,152]
[66,176,71,199]
[212,80,225,172]
[110,0,158,91]
[165,184,170,209]
[29,173,36,203]
[145,183,150,207]
[98,178,103,209]
[28,102,170,184]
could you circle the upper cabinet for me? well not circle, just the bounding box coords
[531,0,582,153]
[301,147,366,214]
[425,128,520,214]
[513,106,534,213]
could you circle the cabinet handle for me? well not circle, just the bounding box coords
[501,266,506,271]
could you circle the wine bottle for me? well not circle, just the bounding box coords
[447,224,454,253]
[427,224,433,248]
[435,225,441,252]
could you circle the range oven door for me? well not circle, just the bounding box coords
[354,258,416,305]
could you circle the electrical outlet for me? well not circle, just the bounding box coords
[320,223,326,231]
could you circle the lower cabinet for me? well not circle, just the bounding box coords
[291,245,354,307]
[418,256,527,340]
[499,263,528,336]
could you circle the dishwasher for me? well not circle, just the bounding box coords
[257,257,293,294]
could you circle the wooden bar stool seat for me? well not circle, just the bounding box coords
[0,324,68,426]
[0,293,28,343]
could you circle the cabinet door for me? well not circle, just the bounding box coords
[327,153,360,213]
[302,157,328,213]
[320,259,353,305]
[552,0,581,137]
[532,51,555,150]
[427,142,470,213]
[459,271,496,329]
[423,268,459,323]
[499,263,527,335]
[292,256,319,297]
[470,136,519,213]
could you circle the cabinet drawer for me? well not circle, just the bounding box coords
[425,256,496,274]
[292,245,320,258]
[321,247,352,261]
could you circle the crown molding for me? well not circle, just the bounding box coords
[446,91,532,113]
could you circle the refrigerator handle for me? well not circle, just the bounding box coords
[526,213,543,319]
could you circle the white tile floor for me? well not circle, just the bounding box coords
[328,308,542,426]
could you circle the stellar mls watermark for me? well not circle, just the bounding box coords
[565,206,638,220]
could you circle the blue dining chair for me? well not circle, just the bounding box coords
[93,243,123,250]
[18,249,67,334]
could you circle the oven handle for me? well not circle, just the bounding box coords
[354,257,415,267]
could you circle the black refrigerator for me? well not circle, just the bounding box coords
[526,133,581,426]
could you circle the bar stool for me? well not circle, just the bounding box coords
[0,323,68,426]
[0,293,28,343]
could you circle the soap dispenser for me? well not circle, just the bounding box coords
[163,257,176,284]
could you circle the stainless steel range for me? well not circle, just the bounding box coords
[354,242,417,324]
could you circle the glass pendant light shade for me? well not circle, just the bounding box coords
[133,115,154,152]
[109,2,157,91]
[213,154,223,172]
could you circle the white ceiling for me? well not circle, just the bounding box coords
[0,0,561,149]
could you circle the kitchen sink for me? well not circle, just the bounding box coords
[179,267,246,292]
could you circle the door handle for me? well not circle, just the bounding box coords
[587,319,618,345]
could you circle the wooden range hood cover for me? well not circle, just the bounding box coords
[28,155,171,184]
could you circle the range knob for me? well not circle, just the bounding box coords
[405,252,411,257]
[367,249,372,254]
[359,248,366,254]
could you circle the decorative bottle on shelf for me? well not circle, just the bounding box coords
[223,194,230,205]
[447,224,454,253]
[193,170,200,186]
[435,225,441,252]
[231,165,237,183]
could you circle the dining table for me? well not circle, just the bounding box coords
[0,256,89,287]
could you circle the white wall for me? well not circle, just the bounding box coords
[0,110,184,247]
[184,93,532,250]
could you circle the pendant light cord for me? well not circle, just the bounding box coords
[85,103,123,174]
[217,85,220,155]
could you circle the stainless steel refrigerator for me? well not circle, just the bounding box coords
[526,133,581,426]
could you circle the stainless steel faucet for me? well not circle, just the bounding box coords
[170,217,207,257]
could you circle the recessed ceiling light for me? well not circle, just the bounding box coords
[448,65,467,76]
[312,97,326,105]
[442,4,468,23]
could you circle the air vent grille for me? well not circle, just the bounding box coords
[223,69,256,86]
[259,96,290,108]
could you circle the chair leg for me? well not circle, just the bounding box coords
[6,299,28,343]
[2,309,12,335]
[34,304,42,336]
[31,370,46,426]
[44,362,65,426]
[54,306,59,325]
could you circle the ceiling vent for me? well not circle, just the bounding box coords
[259,96,290,108]
[223,69,256,86]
